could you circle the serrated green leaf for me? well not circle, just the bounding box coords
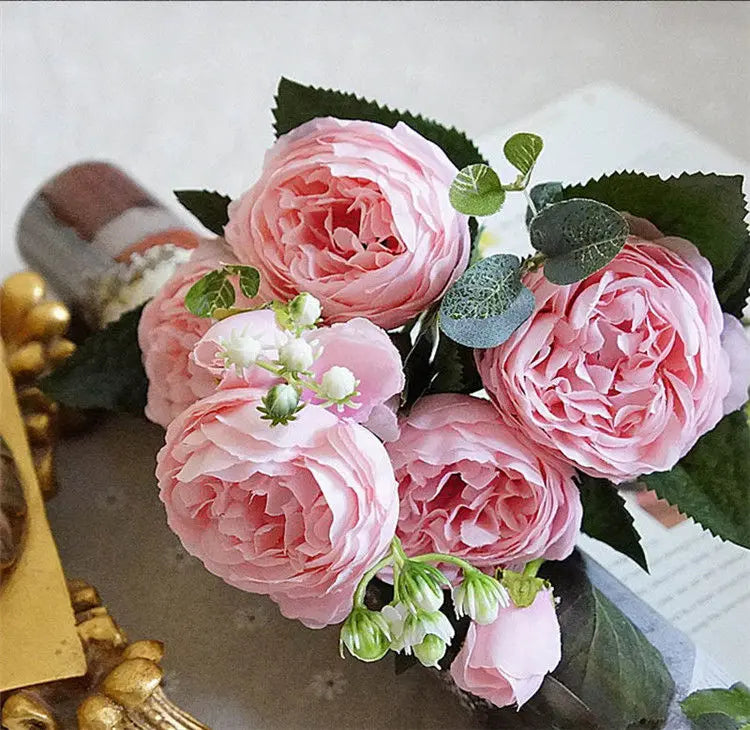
[272,77,486,170]
[185,269,236,318]
[427,336,483,396]
[449,164,505,216]
[224,265,261,298]
[682,683,750,730]
[563,172,750,316]
[529,198,628,285]
[39,306,147,414]
[577,474,648,572]
[542,554,674,730]
[439,254,535,348]
[174,189,231,236]
[642,410,750,548]
[504,132,544,178]
[526,181,564,227]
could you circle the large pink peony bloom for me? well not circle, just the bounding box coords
[138,240,250,428]
[192,312,404,436]
[224,117,470,330]
[450,588,561,708]
[156,387,399,628]
[477,233,749,483]
[386,394,581,579]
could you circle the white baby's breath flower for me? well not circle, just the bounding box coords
[320,366,358,402]
[278,338,315,373]
[218,328,262,374]
[289,292,322,328]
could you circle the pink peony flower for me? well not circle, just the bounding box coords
[224,117,470,330]
[192,313,405,437]
[156,387,399,628]
[138,240,251,428]
[477,233,746,483]
[386,394,581,579]
[450,588,561,708]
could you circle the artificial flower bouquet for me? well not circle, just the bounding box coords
[43,78,750,729]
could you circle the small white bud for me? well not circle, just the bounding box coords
[339,607,392,663]
[320,366,358,402]
[278,338,315,373]
[412,633,447,669]
[218,329,262,374]
[402,610,454,653]
[289,292,321,327]
[398,561,447,615]
[453,569,510,625]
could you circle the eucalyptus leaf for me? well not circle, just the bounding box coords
[272,77,485,170]
[525,181,564,227]
[681,683,750,730]
[174,189,231,236]
[529,198,628,284]
[504,132,544,179]
[224,264,261,299]
[40,306,147,414]
[642,410,750,548]
[563,172,750,316]
[449,164,505,216]
[184,269,236,318]
[578,474,648,572]
[439,254,535,348]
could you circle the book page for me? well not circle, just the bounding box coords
[477,83,750,685]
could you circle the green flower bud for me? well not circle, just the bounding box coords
[453,569,510,625]
[397,561,447,614]
[258,384,302,426]
[412,633,448,669]
[339,607,392,663]
[500,569,547,608]
[289,292,322,328]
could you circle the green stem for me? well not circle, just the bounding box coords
[523,558,545,578]
[521,252,546,273]
[524,186,537,216]
[353,554,394,607]
[410,552,477,574]
[255,359,283,376]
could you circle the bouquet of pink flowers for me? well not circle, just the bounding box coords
[43,78,750,728]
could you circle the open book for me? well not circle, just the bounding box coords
[477,82,750,687]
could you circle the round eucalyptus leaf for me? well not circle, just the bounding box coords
[525,181,564,227]
[449,164,505,217]
[503,132,544,177]
[529,198,628,285]
[439,254,535,348]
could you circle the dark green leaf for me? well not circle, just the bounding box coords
[563,172,750,316]
[578,474,648,572]
[272,77,486,170]
[40,307,147,414]
[225,264,261,299]
[185,270,235,318]
[504,132,544,178]
[449,164,505,216]
[529,198,629,285]
[681,683,750,730]
[439,254,535,348]
[174,190,232,236]
[427,336,483,396]
[541,555,674,730]
[642,410,750,548]
[526,181,564,227]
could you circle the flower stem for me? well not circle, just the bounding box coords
[410,552,476,575]
[353,553,394,607]
[523,558,545,578]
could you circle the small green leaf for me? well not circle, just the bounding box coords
[449,164,505,217]
[439,254,535,348]
[577,473,648,572]
[184,269,236,318]
[174,190,231,236]
[224,265,261,299]
[504,132,544,178]
[427,336,483,396]
[529,198,628,285]
[39,307,147,414]
[682,683,750,729]
[542,554,674,729]
[500,570,546,608]
[563,172,750,316]
[642,410,750,548]
[272,77,486,170]
[525,181,564,227]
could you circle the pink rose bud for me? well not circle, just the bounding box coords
[450,588,561,708]
[224,117,470,329]
[477,234,742,483]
